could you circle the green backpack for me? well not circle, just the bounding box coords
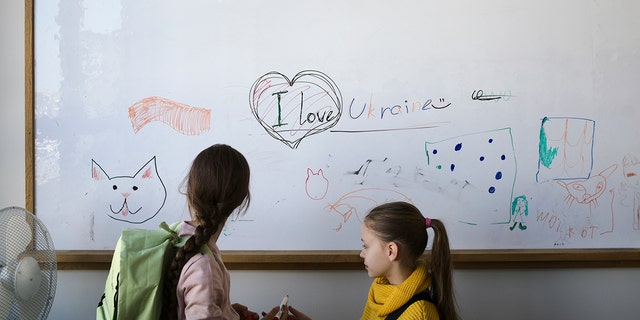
[96,221,212,320]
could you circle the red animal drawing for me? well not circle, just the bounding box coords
[305,168,329,200]
[621,154,640,230]
[556,163,617,234]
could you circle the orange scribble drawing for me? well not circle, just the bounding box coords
[325,188,413,231]
[128,96,211,135]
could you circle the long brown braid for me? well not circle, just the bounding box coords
[364,201,459,320]
[162,144,251,319]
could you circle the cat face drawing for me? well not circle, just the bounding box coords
[556,164,617,208]
[91,157,167,224]
[305,168,329,200]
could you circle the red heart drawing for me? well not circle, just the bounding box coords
[249,70,343,149]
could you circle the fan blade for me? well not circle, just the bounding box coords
[2,210,32,262]
[15,256,42,301]
[0,285,12,320]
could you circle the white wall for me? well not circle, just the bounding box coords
[3,2,639,319]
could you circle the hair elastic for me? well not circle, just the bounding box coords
[425,218,432,228]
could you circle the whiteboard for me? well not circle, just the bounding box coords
[33,0,640,251]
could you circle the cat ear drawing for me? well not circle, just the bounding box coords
[92,160,109,180]
[305,168,329,200]
[91,157,167,224]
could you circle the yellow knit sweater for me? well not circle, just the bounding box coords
[360,260,440,320]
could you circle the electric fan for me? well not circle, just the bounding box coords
[0,206,57,319]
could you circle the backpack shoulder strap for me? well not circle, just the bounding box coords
[160,221,188,246]
[160,221,214,256]
[200,244,214,256]
[385,291,433,320]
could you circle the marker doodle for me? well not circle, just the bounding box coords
[249,70,343,149]
[431,98,452,109]
[128,96,211,135]
[471,89,513,101]
[346,95,452,121]
[305,168,329,200]
[536,117,595,182]
[557,163,618,235]
[91,157,167,224]
[325,188,412,231]
[426,128,517,225]
[509,195,528,231]
[621,154,640,230]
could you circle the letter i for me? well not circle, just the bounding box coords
[272,90,288,128]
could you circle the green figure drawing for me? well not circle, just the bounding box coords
[510,195,528,231]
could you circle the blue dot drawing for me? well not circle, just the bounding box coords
[425,128,517,225]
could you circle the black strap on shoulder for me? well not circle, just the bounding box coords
[385,291,433,320]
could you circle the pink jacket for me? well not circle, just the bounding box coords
[177,222,239,320]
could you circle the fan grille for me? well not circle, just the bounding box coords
[0,206,57,319]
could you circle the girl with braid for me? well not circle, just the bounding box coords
[162,144,283,320]
[359,201,459,320]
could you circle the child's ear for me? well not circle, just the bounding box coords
[387,242,399,261]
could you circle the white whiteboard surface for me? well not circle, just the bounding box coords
[34,0,640,250]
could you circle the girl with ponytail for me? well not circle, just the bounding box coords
[257,201,459,320]
[359,201,459,320]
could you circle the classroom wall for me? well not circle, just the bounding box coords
[3,2,639,319]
